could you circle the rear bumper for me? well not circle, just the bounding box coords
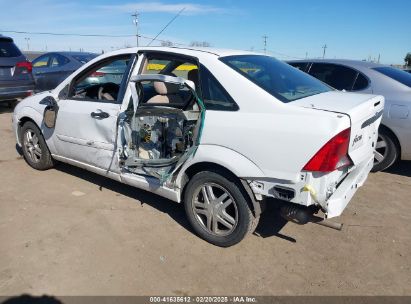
[325,155,373,218]
[0,85,34,102]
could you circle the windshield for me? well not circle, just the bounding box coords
[220,55,331,102]
[72,54,97,64]
[373,67,411,88]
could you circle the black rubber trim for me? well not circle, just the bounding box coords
[361,110,383,129]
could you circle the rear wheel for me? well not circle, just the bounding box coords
[184,171,257,247]
[21,121,55,170]
[372,128,399,172]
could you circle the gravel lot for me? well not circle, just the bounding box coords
[0,103,410,296]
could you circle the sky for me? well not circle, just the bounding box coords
[0,0,409,64]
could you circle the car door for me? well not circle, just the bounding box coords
[52,54,135,171]
[32,54,51,91]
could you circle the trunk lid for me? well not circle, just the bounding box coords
[292,91,384,166]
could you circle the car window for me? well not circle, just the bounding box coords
[33,55,50,68]
[352,72,369,91]
[70,55,132,102]
[172,62,197,79]
[144,59,172,75]
[199,65,238,111]
[72,54,96,64]
[220,55,330,103]
[51,54,69,68]
[309,63,358,91]
[373,66,411,88]
[289,62,310,72]
[0,40,22,58]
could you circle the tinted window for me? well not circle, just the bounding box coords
[32,55,50,68]
[72,54,96,64]
[309,63,357,91]
[199,65,238,111]
[352,73,369,91]
[51,54,69,67]
[373,67,411,88]
[221,55,330,103]
[0,40,22,58]
[289,62,310,72]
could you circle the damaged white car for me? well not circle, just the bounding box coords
[12,47,384,246]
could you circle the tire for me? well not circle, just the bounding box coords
[20,121,55,170]
[184,170,257,247]
[372,128,399,172]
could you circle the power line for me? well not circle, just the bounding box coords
[0,29,187,46]
[147,7,185,46]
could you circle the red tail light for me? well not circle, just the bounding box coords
[303,128,352,172]
[15,61,33,73]
[90,71,106,77]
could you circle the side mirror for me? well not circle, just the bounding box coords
[40,96,59,128]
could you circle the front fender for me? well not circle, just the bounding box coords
[14,105,57,154]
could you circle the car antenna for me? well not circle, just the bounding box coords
[146,7,185,46]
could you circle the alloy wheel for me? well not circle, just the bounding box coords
[192,183,238,236]
[23,129,42,163]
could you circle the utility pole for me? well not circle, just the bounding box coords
[377,53,381,63]
[24,37,30,51]
[305,52,308,59]
[132,11,139,47]
[322,44,327,59]
[262,35,268,54]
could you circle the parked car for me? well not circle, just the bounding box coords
[288,59,411,171]
[32,51,97,92]
[0,35,34,105]
[13,48,383,246]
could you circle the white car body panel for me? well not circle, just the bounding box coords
[13,47,384,219]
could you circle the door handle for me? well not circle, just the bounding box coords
[90,111,109,119]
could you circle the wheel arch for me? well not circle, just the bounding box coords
[178,161,263,217]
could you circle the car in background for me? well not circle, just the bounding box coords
[32,52,97,92]
[0,35,34,105]
[288,59,411,172]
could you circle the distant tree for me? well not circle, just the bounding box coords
[190,41,211,47]
[161,40,174,47]
[405,53,411,67]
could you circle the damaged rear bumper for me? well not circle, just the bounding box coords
[246,155,374,219]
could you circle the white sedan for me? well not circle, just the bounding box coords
[12,47,383,246]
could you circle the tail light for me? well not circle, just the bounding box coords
[303,128,352,172]
[15,61,33,74]
[90,71,106,77]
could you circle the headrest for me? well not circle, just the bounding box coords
[187,69,199,84]
[153,81,180,95]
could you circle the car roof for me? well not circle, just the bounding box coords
[42,51,97,57]
[0,35,13,42]
[103,46,260,60]
[287,58,388,69]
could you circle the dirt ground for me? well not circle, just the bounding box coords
[0,104,410,296]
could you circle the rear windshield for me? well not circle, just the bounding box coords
[0,40,22,58]
[72,54,96,64]
[373,67,411,88]
[220,55,331,103]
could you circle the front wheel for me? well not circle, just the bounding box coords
[20,121,55,170]
[184,171,258,247]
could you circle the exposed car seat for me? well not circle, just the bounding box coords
[146,81,183,104]
[187,68,199,91]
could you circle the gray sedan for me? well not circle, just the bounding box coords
[32,52,96,92]
[288,59,411,171]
